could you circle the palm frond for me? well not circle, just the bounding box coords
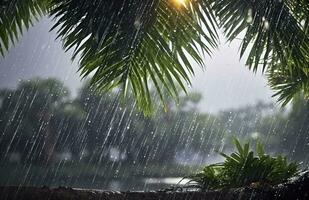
[1,0,308,113]
[0,0,50,56]
[212,0,309,74]
[50,0,218,113]
[285,0,309,31]
[267,62,309,106]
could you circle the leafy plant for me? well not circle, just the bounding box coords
[188,138,298,190]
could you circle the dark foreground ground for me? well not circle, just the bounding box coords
[1,171,309,200]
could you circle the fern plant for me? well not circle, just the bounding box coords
[188,138,298,190]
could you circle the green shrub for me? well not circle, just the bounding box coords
[188,138,298,190]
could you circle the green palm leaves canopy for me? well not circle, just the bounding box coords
[0,0,308,113]
[0,0,50,55]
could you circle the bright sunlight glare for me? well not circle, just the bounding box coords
[171,0,187,8]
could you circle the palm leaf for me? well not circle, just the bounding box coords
[211,0,309,106]
[0,0,50,56]
[212,0,309,73]
[267,62,309,106]
[1,0,308,113]
[50,0,218,113]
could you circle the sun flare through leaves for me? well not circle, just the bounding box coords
[171,0,188,8]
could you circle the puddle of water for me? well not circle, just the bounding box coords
[143,177,190,185]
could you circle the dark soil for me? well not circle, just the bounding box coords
[1,171,309,200]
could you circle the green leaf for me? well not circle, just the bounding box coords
[257,141,265,158]
[233,137,244,156]
[0,0,50,56]
[50,0,218,114]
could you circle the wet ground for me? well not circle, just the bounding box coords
[1,171,309,200]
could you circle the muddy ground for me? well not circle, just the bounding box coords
[0,171,308,200]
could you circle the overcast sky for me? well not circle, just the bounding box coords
[0,18,274,113]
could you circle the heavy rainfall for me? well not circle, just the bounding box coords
[0,0,308,199]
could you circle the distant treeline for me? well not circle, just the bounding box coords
[0,78,308,168]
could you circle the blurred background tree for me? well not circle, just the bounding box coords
[0,78,308,189]
[0,78,69,164]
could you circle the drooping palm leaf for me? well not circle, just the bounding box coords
[285,0,309,32]
[211,0,309,106]
[212,0,309,73]
[267,62,309,106]
[0,0,308,113]
[0,0,50,56]
[50,0,218,113]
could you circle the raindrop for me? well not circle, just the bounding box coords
[134,19,141,29]
[246,9,253,23]
[263,20,270,30]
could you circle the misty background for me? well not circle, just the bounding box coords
[2,17,307,192]
[0,18,274,113]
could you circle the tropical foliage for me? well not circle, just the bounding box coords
[0,0,50,56]
[268,63,309,106]
[188,138,298,190]
[50,0,217,114]
[0,0,308,113]
[212,0,309,105]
